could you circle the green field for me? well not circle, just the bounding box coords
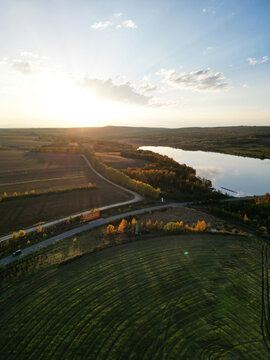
[0,233,267,359]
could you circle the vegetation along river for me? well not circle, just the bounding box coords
[140,146,270,196]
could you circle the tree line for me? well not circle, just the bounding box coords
[120,149,224,201]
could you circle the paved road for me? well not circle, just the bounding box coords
[0,202,185,266]
[0,154,143,243]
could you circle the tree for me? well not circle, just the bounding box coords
[153,220,159,230]
[118,219,127,232]
[131,218,136,232]
[106,224,115,234]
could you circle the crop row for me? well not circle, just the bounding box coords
[0,234,267,359]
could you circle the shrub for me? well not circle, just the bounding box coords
[12,232,19,240]
[19,230,26,238]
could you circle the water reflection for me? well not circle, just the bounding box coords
[140,146,270,196]
[195,166,225,182]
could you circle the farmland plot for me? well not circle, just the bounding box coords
[96,152,148,169]
[0,151,133,234]
[0,151,92,194]
[0,234,267,359]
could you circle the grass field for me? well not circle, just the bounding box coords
[95,152,148,169]
[0,233,267,359]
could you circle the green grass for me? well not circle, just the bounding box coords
[0,233,267,359]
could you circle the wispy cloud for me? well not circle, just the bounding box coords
[0,57,8,65]
[114,12,123,18]
[149,98,182,108]
[158,68,230,91]
[247,56,270,65]
[78,76,150,105]
[91,14,137,31]
[91,21,112,30]
[1,52,48,75]
[11,59,39,74]
[139,75,157,92]
[20,51,39,59]
[20,51,48,60]
[122,19,137,29]
[242,83,248,88]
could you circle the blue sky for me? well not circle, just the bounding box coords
[0,0,269,128]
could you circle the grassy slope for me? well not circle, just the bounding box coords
[0,233,267,359]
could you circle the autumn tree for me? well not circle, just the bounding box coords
[106,224,115,234]
[118,219,127,232]
[146,219,152,229]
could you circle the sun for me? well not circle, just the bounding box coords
[35,72,126,127]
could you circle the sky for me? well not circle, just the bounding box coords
[0,0,270,128]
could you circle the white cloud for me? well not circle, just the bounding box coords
[247,56,270,65]
[20,51,39,59]
[11,59,39,74]
[139,75,157,92]
[91,21,112,30]
[202,8,206,13]
[242,83,248,88]
[78,76,150,105]
[2,52,47,74]
[122,20,137,29]
[248,58,258,65]
[0,57,8,65]
[91,15,137,31]
[158,68,230,91]
[203,46,214,55]
[149,98,182,108]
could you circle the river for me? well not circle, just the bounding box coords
[140,146,270,196]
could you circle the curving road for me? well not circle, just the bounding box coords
[1,195,265,266]
[0,154,143,243]
[0,202,186,266]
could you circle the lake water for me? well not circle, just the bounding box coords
[140,146,270,196]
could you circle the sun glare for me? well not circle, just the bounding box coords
[36,72,126,127]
